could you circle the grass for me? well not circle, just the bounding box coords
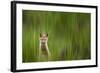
[22,10,91,63]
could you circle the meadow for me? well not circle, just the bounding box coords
[22,10,91,63]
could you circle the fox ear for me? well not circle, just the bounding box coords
[40,33,42,37]
[46,34,48,37]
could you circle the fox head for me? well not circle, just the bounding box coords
[40,33,48,43]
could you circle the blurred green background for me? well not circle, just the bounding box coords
[22,10,91,63]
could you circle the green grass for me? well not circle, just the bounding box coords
[22,10,91,63]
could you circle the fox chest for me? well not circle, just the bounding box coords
[40,43,48,55]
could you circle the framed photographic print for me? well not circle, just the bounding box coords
[11,1,98,72]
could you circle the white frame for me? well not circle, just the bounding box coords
[11,1,98,72]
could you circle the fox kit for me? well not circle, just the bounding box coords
[39,33,50,61]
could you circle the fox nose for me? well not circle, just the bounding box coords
[41,38,46,41]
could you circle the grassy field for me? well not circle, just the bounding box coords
[22,10,91,63]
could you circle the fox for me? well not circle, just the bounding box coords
[39,33,51,61]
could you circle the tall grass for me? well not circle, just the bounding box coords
[22,10,91,63]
